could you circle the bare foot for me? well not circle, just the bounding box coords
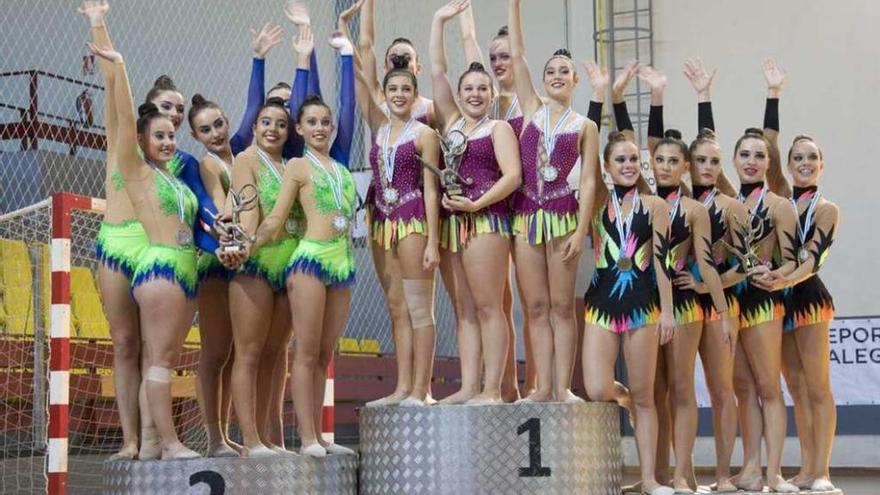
[766,474,798,493]
[109,442,138,461]
[465,393,503,406]
[161,442,200,460]
[714,477,737,493]
[365,390,409,408]
[557,390,586,404]
[438,388,478,405]
[138,429,161,461]
[515,389,553,403]
[671,478,693,493]
[733,473,763,492]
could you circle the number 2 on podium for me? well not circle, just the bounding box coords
[517,417,551,477]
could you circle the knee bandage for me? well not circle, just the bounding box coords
[402,279,435,329]
[145,366,172,383]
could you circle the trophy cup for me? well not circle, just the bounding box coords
[206,183,259,253]
[418,129,473,197]
[721,214,766,273]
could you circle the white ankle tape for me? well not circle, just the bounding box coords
[145,366,172,383]
[402,279,435,329]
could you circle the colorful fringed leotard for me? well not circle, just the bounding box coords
[657,186,704,325]
[583,185,660,333]
[690,185,740,321]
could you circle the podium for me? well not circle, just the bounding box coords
[104,453,357,494]
[359,402,621,495]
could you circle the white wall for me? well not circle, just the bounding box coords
[651,0,880,315]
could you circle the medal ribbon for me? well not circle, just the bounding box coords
[149,161,187,226]
[611,187,640,253]
[305,149,346,215]
[381,118,415,185]
[737,185,768,218]
[699,186,718,208]
[542,105,573,158]
[790,192,821,247]
[206,151,232,184]
[666,187,683,222]
[256,147,287,183]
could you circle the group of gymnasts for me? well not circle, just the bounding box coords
[80,0,839,493]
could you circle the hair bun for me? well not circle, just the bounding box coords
[607,131,630,143]
[664,128,682,140]
[496,25,509,37]
[389,53,412,71]
[152,74,177,91]
[697,128,716,140]
[468,61,486,72]
[138,102,160,118]
[265,96,288,108]
[191,93,207,106]
[744,127,764,137]
[553,48,572,59]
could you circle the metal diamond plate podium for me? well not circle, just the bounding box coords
[103,453,358,494]
[359,402,621,495]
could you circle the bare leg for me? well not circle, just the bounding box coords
[288,273,327,454]
[228,275,275,453]
[99,266,141,460]
[622,326,664,493]
[654,347,671,485]
[733,337,763,490]
[740,319,794,492]
[781,330,814,487]
[134,279,199,459]
[512,237,553,401]
[546,234,581,401]
[667,321,703,491]
[195,277,236,457]
[260,293,292,449]
[794,322,836,488]
[314,286,352,449]
[461,234,511,404]
[397,234,437,402]
[438,250,481,404]
[367,238,413,405]
[500,266,520,402]
[699,316,739,491]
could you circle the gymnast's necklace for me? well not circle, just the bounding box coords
[790,189,821,264]
[611,186,640,272]
[149,160,192,246]
[539,105,572,183]
[379,117,415,206]
[305,149,350,234]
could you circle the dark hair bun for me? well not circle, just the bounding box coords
[744,127,764,137]
[138,102,160,118]
[553,48,572,59]
[152,74,177,91]
[697,128,716,140]
[389,53,412,71]
[664,129,683,140]
[607,131,630,143]
[496,25,509,37]
[191,93,207,107]
[468,61,486,72]
[265,96,288,108]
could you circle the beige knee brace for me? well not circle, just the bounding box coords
[144,366,171,383]
[402,279,435,329]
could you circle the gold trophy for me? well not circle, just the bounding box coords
[721,214,766,273]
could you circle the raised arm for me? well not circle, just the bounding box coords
[283,25,314,159]
[337,0,366,72]
[507,0,542,117]
[683,57,717,131]
[638,65,666,153]
[611,61,639,141]
[231,24,282,155]
[584,60,608,128]
[357,0,382,102]
[354,56,388,132]
[329,33,356,167]
[459,3,484,66]
[762,58,790,197]
[79,2,117,161]
[430,1,472,130]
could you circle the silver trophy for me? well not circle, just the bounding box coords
[206,183,259,253]
[721,214,766,273]
[419,129,473,197]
